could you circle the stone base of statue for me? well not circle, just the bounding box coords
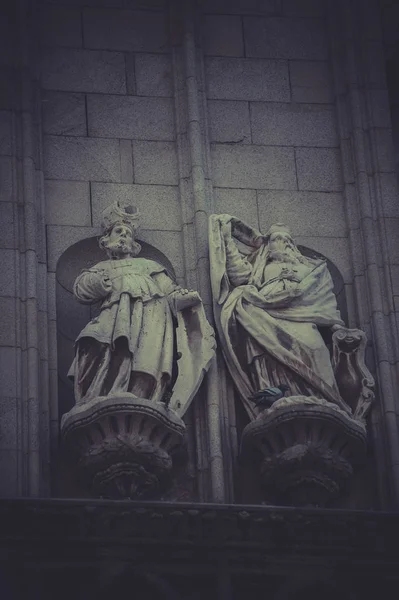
[61,394,186,499]
[241,396,367,507]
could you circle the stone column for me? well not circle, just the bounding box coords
[170,0,230,502]
[0,0,50,496]
[328,0,399,507]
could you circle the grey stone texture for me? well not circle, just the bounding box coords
[244,17,328,60]
[208,100,251,144]
[251,103,338,147]
[44,136,121,182]
[40,5,82,48]
[295,148,343,191]
[120,140,134,183]
[295,235,352,283]
[41,91,86,137]
[91,182,181,231]
[257,191,346,237]
[134,54,173,97]
[133,141,178,185]
[83,8,168,52]
[0,450,18,497]
[213,188,259,226]
[206,57,290,102]
[380,173,399,218]
[282,0,325,17]
[45,180,91,226]
[0,297,16,345]
[139,229,185,278]
[0,156,13,202]
[0,395,18,449]
[202,15,244,57]
[0,249,16,297]
[46,225,97,272]
[289,61,333,104]
[201,0,279,15]
[385,219,399,264]
[0,110,12,155]
[87,95,175,140]
[41,48,126,94]
[211,144,296,189]
[0,203,15,249]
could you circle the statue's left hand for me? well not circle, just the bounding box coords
[174,289,202,312]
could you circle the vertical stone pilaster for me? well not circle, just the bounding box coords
[0,0,50,496]
[329,0,399,507]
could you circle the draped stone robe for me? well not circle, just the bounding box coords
[68,257,183,403]
[209,215,348,419]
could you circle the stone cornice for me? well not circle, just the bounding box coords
[0,499,398,574]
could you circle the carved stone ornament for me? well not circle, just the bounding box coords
[61,202,215,499]
[209,214,374,506]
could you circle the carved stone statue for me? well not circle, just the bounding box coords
[61,202,215,499]
[209,214,374,506]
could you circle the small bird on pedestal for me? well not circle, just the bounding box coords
[248,384,290,410]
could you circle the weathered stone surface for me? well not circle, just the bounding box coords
[373,129,396,172]
[0,156,13,202]
[244,17,328,60]
[83,8,168,52]
[296,148,343,192]
[282,0,325,17]
[0,249,15,297]
[201,0,279,14]
[0,111,12,155]
[87,95,175,140]
[44,136,121,182]
[0,202,15,248]
[208,100,251,144]
[368,90,392,128]
[139,229,185,277]
[46,225,97,272]
[119,140,133,183]
[0,395,18,449]
[289,60,333,103]
[251,103,338,147]
[213,188,258,226]
[0,450,18,496]
[41,48,126,94]
[133,141,178,185]
[385,219,399,263]
[211,144,296,189]
[91,182,181,230]
[135,54,173,97]
[0,298,16,345]
[206,57,290,101]
[41,91,86,137]
[203,15,244,57]
[257,191,346,237]
[295,235,352,282]
[45,180,91,226]
[40,5,82,47]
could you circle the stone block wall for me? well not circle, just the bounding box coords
[203,0,355,320]
[40,0,184,282]
[20,0,398,504]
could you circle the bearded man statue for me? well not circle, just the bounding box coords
[209,214,349,419]
[67,202,214,412]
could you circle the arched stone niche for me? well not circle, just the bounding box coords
[56,236,177,419]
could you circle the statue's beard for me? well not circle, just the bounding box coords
[105,238,133,258]
[269,246,300,264]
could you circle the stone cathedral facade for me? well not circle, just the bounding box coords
[1,0,399,598]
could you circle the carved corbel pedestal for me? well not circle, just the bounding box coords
[61,394,185,499]
[241,329,375,507]
[241,397,367,506]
